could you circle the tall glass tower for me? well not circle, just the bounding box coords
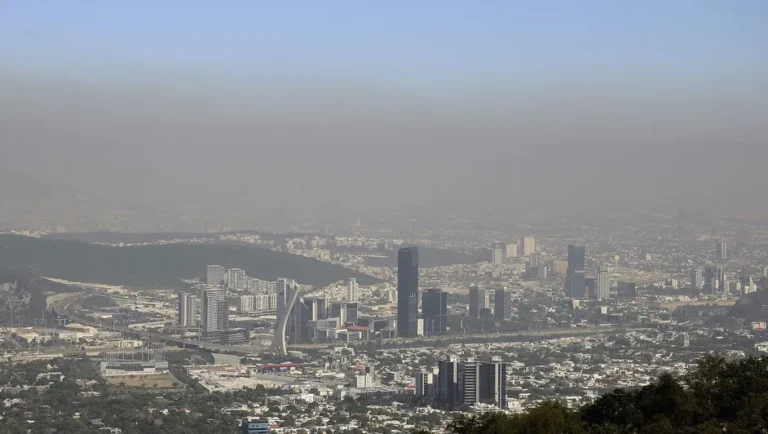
[566,245,586,298]
[397,246,419,337]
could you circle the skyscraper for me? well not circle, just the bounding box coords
[565,245,586,298]
[347,278,359,302]
[520,237,536,256]
[206,265,225,286]
[491,242,506,264]
[494,287,508,321]
[704,266,717,293]
[329,301,348,325]
[415,372,436,397]
[272,278,299,356]
[717,265,726,292]
[480,362,508,408]
[460,361,480,406]
[596,265,610,300]
[506,243,518,258]
[469,285,483,319]
[422,288,448,336]
[178,293,198,327]
[716,241,728,261]
[691,268,703,290]
[438,357,460,408]
[202,289,228,336]
[345,302,359,324]
[397,246,419,338]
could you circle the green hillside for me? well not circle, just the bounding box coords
[0,235,379,289]
[430,355,768,434]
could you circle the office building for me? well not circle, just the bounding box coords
[346,302,359,324]
[177,293,198,327]
[438,359,509,409]
[691,268,703,290]
[271,278,300,356]
[494,288,508,321]
[438,358,460,408]
[565,245,586,298]
[347,278,359,302]
[304,297,327,321]
[704,266,717,292]
[716,241,728,261]
[717,265,726,292]
[241,418,270,434]
[596,265,610,300]
[480,362,508,408]
[202,289,228,336]
[505,243,518,258]
[329,301,347,325]
[460,361,480,406]
[206,265,225,287]
[422,288,448,336]
[519,237,536,256]
[491,242,506,264]
[415,372,436,397]
[742,275,756,294]
[397,246,419,338]
[469,286,482,319]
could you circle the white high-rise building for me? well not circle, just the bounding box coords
[254,294,270,311]
[596,265,610,300]
[227,268,246,290]
[202,289,228,335]
[206,265,225,287]
[716,241,728,261]
[178,293,198,327]
[347,278,359,302]
[239,295,255,312]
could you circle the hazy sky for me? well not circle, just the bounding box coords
[1,1,768,230]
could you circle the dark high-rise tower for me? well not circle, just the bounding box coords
[469,285,482,319]
[494,288,507,321]
[422,288,448,336]
[397,246,419,338]
[565,245,586,298]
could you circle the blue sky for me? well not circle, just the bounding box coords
[2,1,767,88]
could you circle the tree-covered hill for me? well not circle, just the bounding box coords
[434,355,768,434]
[0,235,380,289]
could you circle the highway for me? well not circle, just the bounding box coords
[290,325,639,350]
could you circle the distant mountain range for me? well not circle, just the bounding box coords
[43,231,487,267]
[0,235,380,289]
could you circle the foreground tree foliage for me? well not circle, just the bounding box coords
[446,355,768,434]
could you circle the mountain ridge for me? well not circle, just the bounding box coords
[0,234,380,289]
